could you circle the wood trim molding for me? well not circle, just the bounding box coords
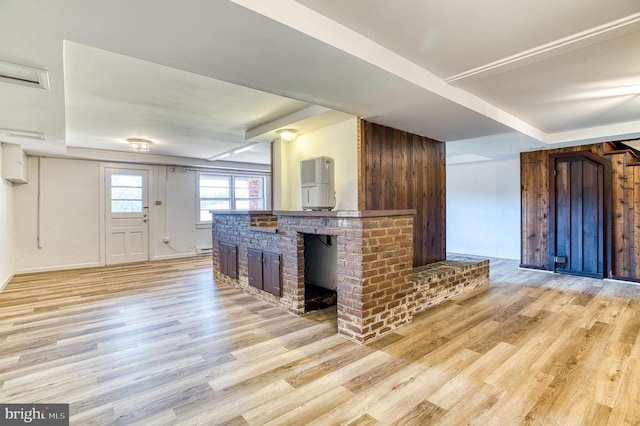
[356,117,365,210]
[445,12,640,84]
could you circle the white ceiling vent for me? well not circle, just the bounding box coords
[0,60,50,90]
[0,128,46,140]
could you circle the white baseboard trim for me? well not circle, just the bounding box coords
[13,254,207,276]
[15,262,102,275]
[152,252,201,261]
[0,272,14,293]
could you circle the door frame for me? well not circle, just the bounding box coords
[99,162,155,266]
[547,151,612,277]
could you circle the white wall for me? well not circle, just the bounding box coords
[152,166,212,259]
[13,158,212,273]
[447,157,521,260]
[14,157,101,272]
[275,118,358,211]
[0,147,16,290]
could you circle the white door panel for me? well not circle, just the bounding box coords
[129,232,144,254]
[105,168,149,265]
[111,233,126,256]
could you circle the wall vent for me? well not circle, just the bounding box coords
[197,246,213,255]
[0,128,46,140]
[0,60,50,90]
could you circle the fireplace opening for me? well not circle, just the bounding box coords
[303,233,337,312]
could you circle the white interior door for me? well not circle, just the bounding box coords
[105,168,149,265]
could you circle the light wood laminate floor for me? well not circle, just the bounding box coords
[1,256,640,425]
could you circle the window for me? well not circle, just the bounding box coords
[199,175,231,222]
[234,176,265,210]
[111,174,143,213]
[197,172,267,224]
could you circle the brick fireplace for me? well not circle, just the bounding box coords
[212,210,488,343]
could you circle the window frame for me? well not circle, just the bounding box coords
[198,174,232,221]
[233,175,267,211]
[196,171,269,226]
[110,173,144,214]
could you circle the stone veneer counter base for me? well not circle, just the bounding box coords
[211,210,489,343]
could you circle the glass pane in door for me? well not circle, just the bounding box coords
[111,174,144,213]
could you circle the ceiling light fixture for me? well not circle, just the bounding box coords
[232,142,261,154]
[277,129,299,142]
[207,141,262,162]
[127,138,153,152]
[211,152,232,160]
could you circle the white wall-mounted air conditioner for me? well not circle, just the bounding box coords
[300,156,335,210]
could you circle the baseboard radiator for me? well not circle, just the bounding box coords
[196,246,213,255]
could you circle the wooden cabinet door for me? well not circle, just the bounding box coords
[248,248,263,289]
[219,242,238,279]
[219,242,228,277]
[263,251,281,297]
[227,244,237,279]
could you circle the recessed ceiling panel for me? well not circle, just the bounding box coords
[295,0,640,78]
[64,42,311,159]
[455,31,640,133]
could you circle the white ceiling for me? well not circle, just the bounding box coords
[64,42,311,163]
[0,0,639,165]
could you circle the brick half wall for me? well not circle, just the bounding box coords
[211,210,489,344]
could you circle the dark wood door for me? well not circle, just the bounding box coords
[263,251,281,297]
[247,248,263,289]
[549,154,606,278]
[219,242,237,279]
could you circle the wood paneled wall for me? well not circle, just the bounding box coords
[358,119,446,266]
[610,152,640,280]
[521,142,640,281]
[520,149,549,269]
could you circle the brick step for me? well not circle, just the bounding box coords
[412,255,489,314]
